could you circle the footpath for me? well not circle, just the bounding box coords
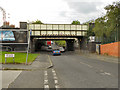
[75,50,119,64]
[1,54,53,89]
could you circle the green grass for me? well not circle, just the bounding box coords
[0,51,39,64]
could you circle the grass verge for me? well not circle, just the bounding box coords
[0,51,39,64]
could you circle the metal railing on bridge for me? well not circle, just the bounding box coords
[27,24,88,36]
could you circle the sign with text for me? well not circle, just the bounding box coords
[5,54,15,57]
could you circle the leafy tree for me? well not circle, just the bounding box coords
[104,1,120,41]
[71,20,80,25]
[83,20,95,41]
[32,20,43,24]
[92,1,120,43]
[54,40,66,47]
[83,19,95,24]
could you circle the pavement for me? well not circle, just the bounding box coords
[0,70,2,90]
[2,70,22,88]
[75,50,119,64]
[1,53,53,89]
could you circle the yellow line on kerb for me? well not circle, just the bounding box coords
[48,55,53,66]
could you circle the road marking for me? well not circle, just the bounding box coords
[51,69,60,88]
[44,75,48,80]
[44,85,49,89]
[44,71,49,89]
[48,55,53,67]
[55,85,60,88]
[52,69,55,73]
[44,80,49,84]
[54,80,58,84]
[53,76,58,80]
[53,72,57,76]
[100,72,111,76]
[79,62,93,68]
[44,71,48,76]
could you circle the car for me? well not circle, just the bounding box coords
[52,49,61,55]
[48,45,52,49]
[41,45,48,51]
[59,47,65,52]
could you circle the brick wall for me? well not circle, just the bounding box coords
[100,42,120,57]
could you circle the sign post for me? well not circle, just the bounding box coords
[5,54,15,63]
[26,29,31,64]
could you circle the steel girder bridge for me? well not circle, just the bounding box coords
[27,23,88,52]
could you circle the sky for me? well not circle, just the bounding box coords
[0,0,118,27]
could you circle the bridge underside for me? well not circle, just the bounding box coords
[30,36,86,52]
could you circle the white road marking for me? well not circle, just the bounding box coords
[52,69,55,73]
[52,69,60,88]
[53,72,57,76]
[80,62,93,68]
[53,76,58,80]
[54,80,58,84]
[104,72,111,75]
[44,75,48,80]
[44,85,49,88]
[44,71,48,76]
[101,72,111,76]
[44,71,49,89]
[44,80,49,84]
[55,85,60,88]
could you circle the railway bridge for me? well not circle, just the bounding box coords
[28,23,88,52]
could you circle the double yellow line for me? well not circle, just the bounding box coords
[47,55,53,68]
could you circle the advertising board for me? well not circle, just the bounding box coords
[0,31,15,41]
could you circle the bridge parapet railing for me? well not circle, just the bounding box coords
[28,24,88,31]
[27,24,88,36]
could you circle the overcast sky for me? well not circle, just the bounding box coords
[0,0,118,27]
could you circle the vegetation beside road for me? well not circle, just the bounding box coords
[1,51,39,64]
[85,1,120,44]
[55,40,66,47]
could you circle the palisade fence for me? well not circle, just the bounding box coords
[100,30,120,44]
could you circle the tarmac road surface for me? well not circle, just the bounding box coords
[5,51,118,89]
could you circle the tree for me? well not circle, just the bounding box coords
[104,1,120,41]
[92,1,120,43]
[32,20,43,24]
[83,20,95,42]
[71,20,80,25]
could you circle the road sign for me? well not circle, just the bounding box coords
[5,54,15,63]
[5,54,15,57]
[30,29,32,36]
